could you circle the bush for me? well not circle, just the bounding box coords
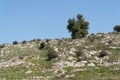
[108,40,112,45]
[39,42,45,50]
[18,56,24,60]
[47,48,58,60]
[75,49,83,57]
[0,44,5,48]
[22,40,27,44]
[30,39,36,42]
[36,39,41,41]
[75,49,84,61]
[45,39,51,43]
[98,50,108,58]
[88,34,96,42]
[36,39,41,43]
[13,41,18,45]
[88,33,103,42]
[113,25,120,32]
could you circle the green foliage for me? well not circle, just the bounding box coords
[45,39,51,43]
[22,40,27,44]
[39,42,45,50]
[98,50,108,58]
[75,49,83,57]
[75,49,84,61]
[13,41,18,45]
[108,49,120,62]
[0,44,5,48]
[36,38,41,43]
[72,66,120,80]
[46,47,58,60]
[113,25,120,32]
[88,34,97,42]
[67,14,89,39]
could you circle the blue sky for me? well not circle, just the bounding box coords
[0,0,120,44]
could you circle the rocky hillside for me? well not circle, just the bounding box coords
[0,32,120,80]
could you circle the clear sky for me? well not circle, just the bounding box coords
[0,0,120,44]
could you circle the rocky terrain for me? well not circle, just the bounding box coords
[0,32,120,80]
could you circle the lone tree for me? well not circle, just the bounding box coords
[67,14,89,39]
[113,25,120,32]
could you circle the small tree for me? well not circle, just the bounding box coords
[47,47,58,60]
[22,40,27,44]
[113,25,120,32]
[13,41,18,45]
[39,42,45,50]
[67,14,89,39]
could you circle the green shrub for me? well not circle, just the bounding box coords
[88,35,96,42]
[113,25,120,32]
[0,44,5,48]
[22,40,27,44]
[75,49,84,61]
[18,56,24,60]
[98,50,108,58]
[75,49,83,57]
[47,48,58,60]
[45,39,51,43]
[36,39,41,41]
[88,33,102,42]
[39,42,45,50]
[13,41,18,45]
[30,39,35,42]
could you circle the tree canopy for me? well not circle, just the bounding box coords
[113,25,120,32]
[67,14,89,39]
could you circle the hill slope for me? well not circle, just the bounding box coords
[0,32,120,80]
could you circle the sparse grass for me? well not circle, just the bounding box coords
[108,49,120,62]
[25,50,52,69]
[61,65,120,80]
[0,65,53,80]
[71,65,120,80]
[0,49,52,80]
[0,45,40,61]
[0,33,120,80]
[64,66,74,73]
[0,66,28,80]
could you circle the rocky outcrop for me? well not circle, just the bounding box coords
[0,32,120,79]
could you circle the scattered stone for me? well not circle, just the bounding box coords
[87,63,95,67]
[0,32,120,79]
[25,70,32,74]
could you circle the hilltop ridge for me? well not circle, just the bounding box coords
[0,32,120,80]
